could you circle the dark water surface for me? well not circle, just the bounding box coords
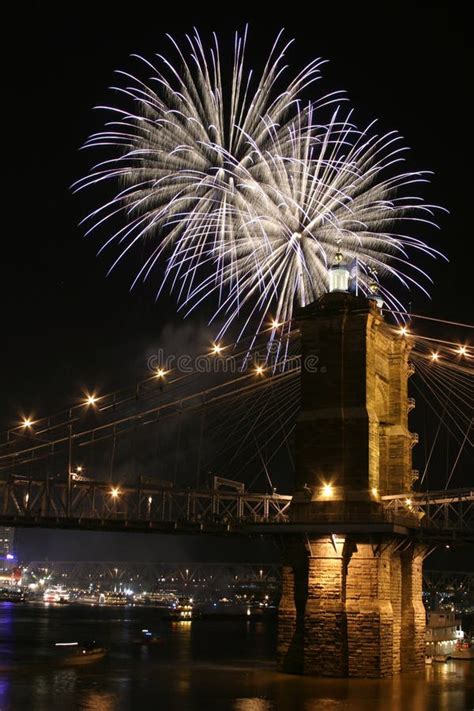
[0,602,473,711]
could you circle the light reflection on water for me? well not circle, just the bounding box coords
[0,603,472,711]
[234,700,273,711]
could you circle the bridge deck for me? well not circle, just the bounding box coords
[1,477,472,541]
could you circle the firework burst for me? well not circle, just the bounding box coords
[74,28,445,341]
[204,106,446,340]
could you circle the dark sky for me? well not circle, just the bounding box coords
[2,4,471,563]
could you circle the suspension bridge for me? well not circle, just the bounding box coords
[1,304,471,540]
[1,291,472,676]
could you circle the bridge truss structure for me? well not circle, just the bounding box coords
[22,560,282,592]
[21,560,473,598]
[1,475,472,542]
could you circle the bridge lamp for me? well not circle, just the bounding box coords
[430,352,439,362]
[322,483,333,497]
[398,326,409,336]
[110,486,121,498]
[457,345,468,357]
[271,319,281,329]
[84,394,98,406]
[254,365,265,376]
[155,368,166,379]
[21,417,33,429]
[211,343,223,355]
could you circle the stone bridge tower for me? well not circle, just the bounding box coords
[278,285,425,678]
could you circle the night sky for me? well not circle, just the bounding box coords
[2,5,471,564]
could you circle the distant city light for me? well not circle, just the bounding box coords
[6,553,14,560]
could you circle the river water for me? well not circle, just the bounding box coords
[0,603,473,711]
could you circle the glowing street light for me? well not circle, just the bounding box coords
[271,319,281,329]
[21,417,33,429]
[457,345,468,357]
[211,343,223,355]
[254,365,265,376]
[84,394,98,406]
[322,483,333,497]
[155,368,166,378]
[430,352,439,362]
[399,326,409,336]
[110,487,121,499]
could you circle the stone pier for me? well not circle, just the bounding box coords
[278,537,425,677]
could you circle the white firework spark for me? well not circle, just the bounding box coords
[74,28,445,342]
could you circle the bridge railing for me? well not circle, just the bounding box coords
[381,489,474,536]
[0,476,472,538]
[0,476,292,527]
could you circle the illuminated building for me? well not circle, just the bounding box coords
[0,527,14,559]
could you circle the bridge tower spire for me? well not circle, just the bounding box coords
[278,291,425,678]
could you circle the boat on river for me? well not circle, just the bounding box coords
[54,640,107,665]
[133,629,162,645]
[425,610,466,660]
[450,641,474,660]
[0,588,25,603]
